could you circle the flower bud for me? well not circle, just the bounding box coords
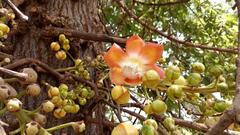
[26,83,41,96]
[151,99,167,114]
[53,108,66,119]
[59,34,66,44]
[50,42,60,51]
[163,117,175,131]
[21,68,38,84]
[191,62,205,73]
[112,122,139,135]
[72,122,86,133]
[187,73,201,86]
[75,59,82,66]
[63,43,70,51]
[143,103,153,115]
[174,76,188,86]
[111,86,130,104]
[165,66,181,81]
[217,82,228,92]
[143,70,160,88]
[209,65,223,77]
[33,113,47,126]
[55,50,67,60]
[0,23,9,34]
[25,121,40,135]
[213,101,229,113]
[0,84,17,101]
[79,97,87,106]
[143,119,158,129]
[51,96,63,107]
[59,84,68,92]
[141,124,155,135]
[42,100,55,113]
[167,85,184,100]
[6,98,22,112]
[48,87,60,98]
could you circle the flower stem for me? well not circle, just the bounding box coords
[46,122,75,132]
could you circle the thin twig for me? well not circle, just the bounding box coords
[0,67,27,80]
[4,0,28,21]
[134,0,190,6]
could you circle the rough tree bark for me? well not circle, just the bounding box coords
[3,0,107,134]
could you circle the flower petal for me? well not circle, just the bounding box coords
[126,35,145,56]
[139,42,163,64]
[110,67,126,85]
[104,43,127,68]
[125,76,142,86]
[146,64,165,79]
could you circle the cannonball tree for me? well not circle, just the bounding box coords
[0,0,239,135]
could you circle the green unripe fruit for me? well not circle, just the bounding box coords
[59,84,68,92]
[33,113,47,126]
[55,50,67,60]
[72,104,80,113]
[75,59,82,66]
[48,87,60,97]
[143,103,153,115]
[21,68,38,84]
[141,124,155,135]
[0,23,9,34]
[209,65,224,77]
[165,66,181,81]
[81,88,89,98]
[217,82,228,92]
[25,121,40,135]
[143,70,160,88]
[59,34,66,44]
[167,85,184,100]
[174,76,188,85]
[143,119,158,129]
[151,99,167,114]
[63,43,70,51]
[63,39,70,45]
[191,62,205,73]
[163,117,175,131]
[51,96,63,107]
[213,101,229,112]
[187,73,201,86]
[6,98,22,112]
[26,83,41,96]
[79,98,87,106]
[63,104,74,113]
[50,42,60,51]
[0,30,3,37]
[42,100,55,113]
[53,108,66,119]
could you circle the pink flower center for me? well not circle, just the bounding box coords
[120,58,144,79]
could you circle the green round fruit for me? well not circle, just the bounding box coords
[209,65,224,77]
[151,99,167,114]
[141,124,155,135]
[143,70,160,88]
[213,101,229,112]
[191,62,205,73]
[167,85,184,100]
[165,66,181,81]
[163,117,175,131]
[217,82,228,92]
[187,73,201,86]
[174,76,188,85]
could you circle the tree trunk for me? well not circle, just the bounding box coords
[5,0,106,134]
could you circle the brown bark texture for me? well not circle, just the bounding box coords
[2,0,107,134]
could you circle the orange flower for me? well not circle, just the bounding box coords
[104,35,164,86]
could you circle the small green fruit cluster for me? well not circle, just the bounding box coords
[74,59,90,80]
[47,83,95,119]
[50,34,71,60]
